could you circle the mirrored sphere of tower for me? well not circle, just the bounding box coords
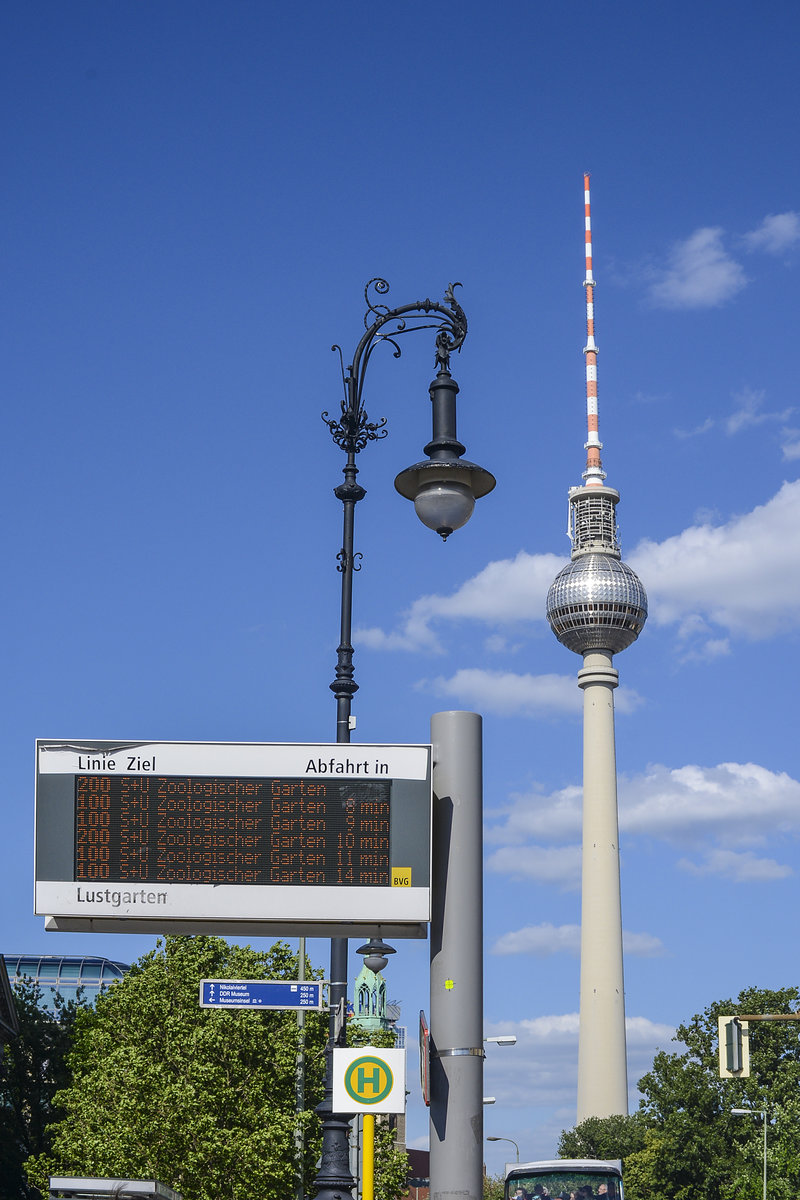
[546,553,648,656]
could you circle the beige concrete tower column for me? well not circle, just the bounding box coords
[576,650,627,1121]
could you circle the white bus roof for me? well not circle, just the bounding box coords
[506,1161,623,1176]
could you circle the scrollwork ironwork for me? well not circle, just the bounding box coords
[363,276,392,323]
[322,408,388,455]
[323,278,468,457]
[336,549,363,574]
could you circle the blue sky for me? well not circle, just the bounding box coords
[3,0,800,1174]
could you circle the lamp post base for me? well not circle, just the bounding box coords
[311,1100,356,1200]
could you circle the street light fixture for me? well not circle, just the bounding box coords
[487,1136,520,1162]
[312,279,495,1200]
[355,937,397,975]
[731,1108,767,1200]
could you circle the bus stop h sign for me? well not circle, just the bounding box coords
[332,1048,406,1113]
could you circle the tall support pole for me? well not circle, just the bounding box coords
[429,711,484,1200]
[315,280,493,1200]
[576,650,628,1121]
[312,462,361,1200]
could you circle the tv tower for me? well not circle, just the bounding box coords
[545,175,648,1122]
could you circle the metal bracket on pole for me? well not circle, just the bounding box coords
[433,1047,485,1058]
[333,996,347,1042]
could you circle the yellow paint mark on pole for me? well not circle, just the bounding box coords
[362,1112,375,1200]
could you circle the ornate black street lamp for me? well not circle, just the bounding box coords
[311,279,495,1200]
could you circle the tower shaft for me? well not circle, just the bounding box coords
[577,652,628,1120]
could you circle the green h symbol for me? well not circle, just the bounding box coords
[358,1063,383,1095]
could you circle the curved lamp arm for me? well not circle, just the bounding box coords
[323,278,494,540]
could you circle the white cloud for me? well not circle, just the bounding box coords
[485,784,582,845]
[624,931,668,956]
[675,616,730,662]
[628,479,800,639]
[422,669,579,717]
[651,227,748,309]
[743,212,800,255]
[484,761,800,880]
[673,388,793,444]
[486,844,582,890]
[726,387,766,434]
[724,386,792,435]
[682,638,731,663]
[676,619,731,663]
[356,550,564,652]
[421,668,643,719]
[491,922,665,958]
[621,761,800,846]
[485,634,522,654]
[674,416,714,439]
[678,848,793,882]
[492,923,582,956]
[780,428,800,461]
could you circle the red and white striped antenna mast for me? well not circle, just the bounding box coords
[583,172,606,487]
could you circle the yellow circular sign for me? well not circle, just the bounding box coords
[344,1055,394,1105]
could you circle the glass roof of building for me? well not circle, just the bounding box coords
[4,954,129,989]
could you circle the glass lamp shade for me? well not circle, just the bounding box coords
[362,952,388,972]
[413,479,475,539]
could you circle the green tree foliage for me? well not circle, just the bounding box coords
[0,979,84,1199]
[26,936,328,1200]
[559,986,800,1200]
[483,1172,505,1200]
[557,1111,648,1165]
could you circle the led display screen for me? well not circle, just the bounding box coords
[74,773,393,887]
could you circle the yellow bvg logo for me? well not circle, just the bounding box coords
[344,1055,393,1105]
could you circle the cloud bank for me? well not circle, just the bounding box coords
[485,760,800,889]
[357,479,800,662]
[491,922,665,958]
[482,1013,675,1120]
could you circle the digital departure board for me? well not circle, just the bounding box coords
[35,740,432,938]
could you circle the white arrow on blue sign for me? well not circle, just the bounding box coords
[199,978,325,1010]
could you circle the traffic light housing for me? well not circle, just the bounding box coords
[718,1015,750,1077]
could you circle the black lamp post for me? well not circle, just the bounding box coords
[311,279,495,1200]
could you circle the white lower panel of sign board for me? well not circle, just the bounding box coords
[35,881,430,922]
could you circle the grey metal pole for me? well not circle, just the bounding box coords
[429,711,484,1200]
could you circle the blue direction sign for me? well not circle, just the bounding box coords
[199,978,324,1010]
